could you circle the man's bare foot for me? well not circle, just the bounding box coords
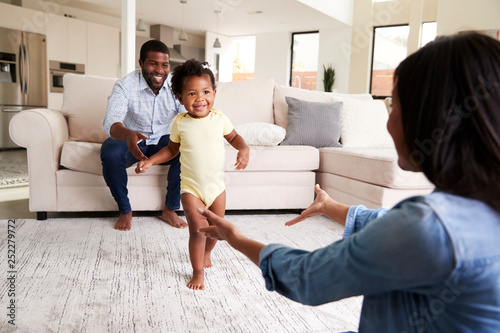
[161,207,188,229]
[187,271,205,290]
[204,253,212,268]
[114,211,132,231]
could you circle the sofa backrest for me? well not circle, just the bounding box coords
[273,84,373,129]
[213,78,275,125]
[60,74,276,143]
[61,73,117,143]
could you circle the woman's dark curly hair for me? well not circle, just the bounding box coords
[395,31,500,212]
[171,58,216,97]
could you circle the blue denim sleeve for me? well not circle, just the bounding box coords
[259,199,454,306]
[343,205,389,239]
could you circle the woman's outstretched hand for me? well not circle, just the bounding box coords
[285,184,330,226]
[198,208,265,266]
[198,208,241,242]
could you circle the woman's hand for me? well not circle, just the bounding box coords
[285,184,330,226]
[199,208,265,266]
[198,208,242,242]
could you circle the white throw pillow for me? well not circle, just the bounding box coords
[340,99,394,148]
[233,122,286,146]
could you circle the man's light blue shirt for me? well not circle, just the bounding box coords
[103,70,184,145]
[259,191,500,332]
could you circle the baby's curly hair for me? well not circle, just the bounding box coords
[171,58,216,97]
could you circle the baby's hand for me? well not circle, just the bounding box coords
[235,147,249,170]
[135,160,151,174]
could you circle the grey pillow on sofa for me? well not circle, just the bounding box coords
[280,96,343,148]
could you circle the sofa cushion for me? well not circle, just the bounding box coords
[214,78,275,126]
[339,99,394,148]
[60,141,319,175]
[60,141,170,176]
[225,145,319,172]
[61,74,117,143]
[273,84,373,129]
[318,147,434,189]
[280,97,342,148]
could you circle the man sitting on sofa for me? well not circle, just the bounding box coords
[101,40,187,231]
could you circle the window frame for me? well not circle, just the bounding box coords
[289,30,319,87]
[369,23,409,99]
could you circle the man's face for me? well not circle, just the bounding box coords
[139,51,170,94]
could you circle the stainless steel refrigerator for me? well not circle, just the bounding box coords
[0,27,47,149]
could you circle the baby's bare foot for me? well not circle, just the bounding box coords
[114,212,132,231]
[161,207,188,229]
[187,271,205,290]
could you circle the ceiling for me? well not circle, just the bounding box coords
[62,0,349,37]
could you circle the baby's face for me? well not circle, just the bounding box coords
[178,74,216,119]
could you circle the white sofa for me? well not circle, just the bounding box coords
[10,74,434,220]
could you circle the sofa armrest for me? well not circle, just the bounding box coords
[9,108,69,212]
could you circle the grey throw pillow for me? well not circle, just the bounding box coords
[280,96,343,148]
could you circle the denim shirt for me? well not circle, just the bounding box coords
[259,191,500,332]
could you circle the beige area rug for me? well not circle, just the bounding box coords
[0,160,28,188]
[0,215,361,332]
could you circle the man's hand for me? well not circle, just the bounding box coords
[110,123,148,161]
[127,131,148,161]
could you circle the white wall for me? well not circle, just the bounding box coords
[317,27,352,93]
[254,32,291,85]
[297,0,353,26]
[436,0,500,35]
[348,0,500,94]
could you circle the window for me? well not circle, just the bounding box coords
[290,31,319,90]
[370,25,409,98]
[421,22,437,47]
[232,36,255,81]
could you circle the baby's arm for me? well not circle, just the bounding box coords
[135,140,180,174]
[225,129,249,170]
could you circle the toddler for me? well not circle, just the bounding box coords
[136,59,249,290]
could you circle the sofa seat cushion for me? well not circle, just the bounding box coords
[225,145,319,171]
[60,141,169,175]
[318,147,434,189]
[60,141,319,175]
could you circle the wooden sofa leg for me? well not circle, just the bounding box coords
[37,212,47,220]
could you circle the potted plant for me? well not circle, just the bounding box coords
[323,64,335,92]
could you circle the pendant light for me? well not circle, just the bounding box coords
[179,0,188,41]
[136,0,146,31]
[213,10,221,48]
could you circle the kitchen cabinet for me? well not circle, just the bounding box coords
[0,2,46,34]
[87,22,120,78]
[45,15,86,65]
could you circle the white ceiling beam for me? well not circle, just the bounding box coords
[121,0,136,76]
